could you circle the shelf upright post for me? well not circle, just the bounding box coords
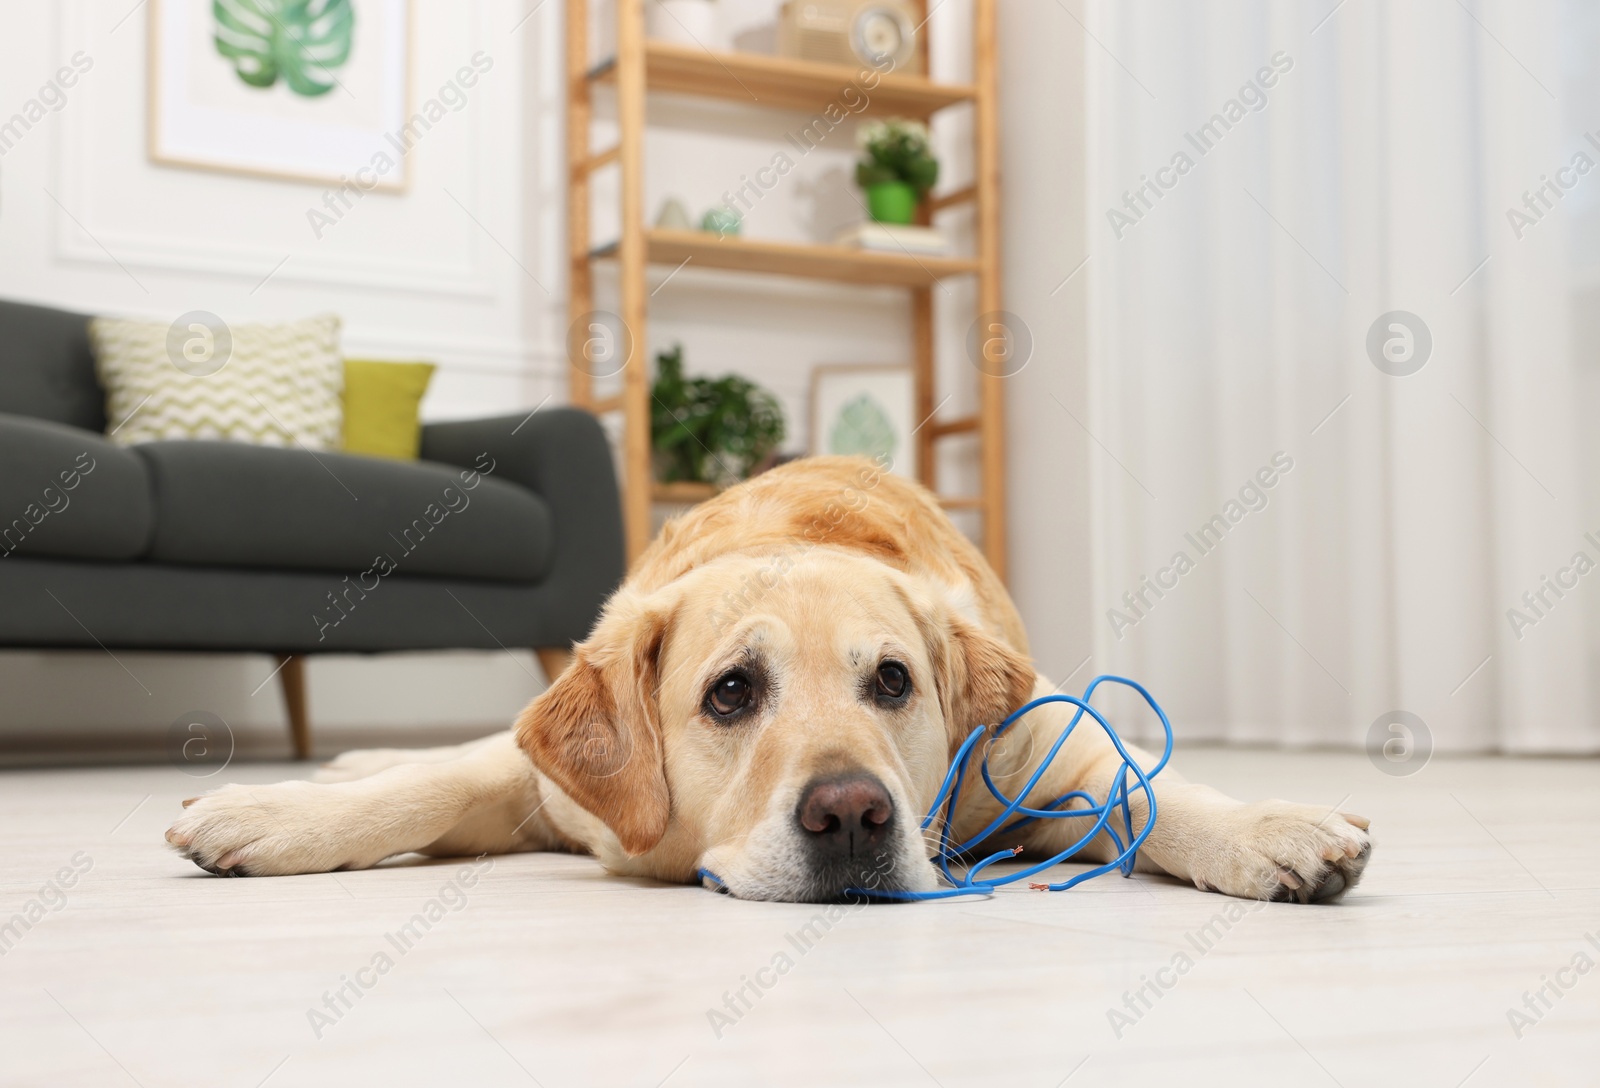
[908,0,936,495]
[565,0,594,410]
[973,0,1006,583]
[617,0,653,564]
[912,286,936,491]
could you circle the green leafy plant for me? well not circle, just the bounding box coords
[213,0,355,97]
[651,345,785,486]
[854,118,939,194]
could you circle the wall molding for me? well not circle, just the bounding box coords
[53,0,510,300]
[345,330,567,376]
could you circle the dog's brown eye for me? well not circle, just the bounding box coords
[708,672,752,717]
[876,662,910,700]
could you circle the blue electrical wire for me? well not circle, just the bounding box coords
[698,674,1175,902]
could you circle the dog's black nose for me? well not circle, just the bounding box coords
[796,773,894,857]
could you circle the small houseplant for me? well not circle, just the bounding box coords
[855,118,939,224]
[651,345,785,486]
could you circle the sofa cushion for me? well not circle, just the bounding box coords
[135,441,553,583]
[90,312,345,450]
[0,299,105,431]
[0,414,153,561]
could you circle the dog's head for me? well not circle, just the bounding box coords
[514,550,1035,902]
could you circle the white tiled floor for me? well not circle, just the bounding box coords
[0,747,1595,1087]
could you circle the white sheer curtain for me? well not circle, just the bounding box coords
[1083,0,1600,753]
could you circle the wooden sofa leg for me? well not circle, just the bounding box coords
[276,654,311,760]
[534,647,573,684]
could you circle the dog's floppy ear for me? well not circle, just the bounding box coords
[922,607,1038,754]
[514,591,672,856]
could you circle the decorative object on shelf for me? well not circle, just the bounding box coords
[779,1,921,73]
[647,0,720,49]
[810,364,916,478]
[700,205,742,236]
[731,20,778,55]
[655,197,695,230]
[651,345,785,486]
[855,118,938,224]
[148,0,413,188]
[835,221,949,255]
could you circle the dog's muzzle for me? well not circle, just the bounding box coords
[791,772,905,902]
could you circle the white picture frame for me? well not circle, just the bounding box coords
[148,0,412,190]
[809,365,918,479]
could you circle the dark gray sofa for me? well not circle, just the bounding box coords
[0,298,624,756]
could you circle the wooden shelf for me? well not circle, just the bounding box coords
[590,42,976,119]
[592,229,978,287]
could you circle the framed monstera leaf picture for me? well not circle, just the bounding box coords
[810,365,918,479]
[149,0,411,189]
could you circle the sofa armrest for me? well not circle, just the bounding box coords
[420,407,624,646]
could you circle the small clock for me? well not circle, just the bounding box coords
[851,4,917,69]
[780,1,923,74]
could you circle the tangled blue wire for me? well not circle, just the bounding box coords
[699,674,1174,902]
[853,674,1174,900]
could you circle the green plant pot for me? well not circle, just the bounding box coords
[865,181,918,224]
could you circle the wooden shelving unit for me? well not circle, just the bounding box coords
[565,0,1007,580]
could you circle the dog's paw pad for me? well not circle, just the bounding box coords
[1310,867,1347,902]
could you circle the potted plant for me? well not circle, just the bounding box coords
[651,345,785,486]
[855,118,939,225]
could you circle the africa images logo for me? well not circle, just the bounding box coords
[1365,311,1431,377]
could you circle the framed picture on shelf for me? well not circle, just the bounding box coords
[809,365,917,479]
[148,0,412,189]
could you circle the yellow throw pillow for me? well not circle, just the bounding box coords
[341,359,435,460]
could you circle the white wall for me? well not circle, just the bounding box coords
[0,0,1081,743]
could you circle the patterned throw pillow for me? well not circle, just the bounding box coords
[89,313,343,449]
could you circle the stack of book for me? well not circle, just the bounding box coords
[834,223,950,255]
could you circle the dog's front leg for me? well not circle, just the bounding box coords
[1031,746,1373,902]
[165,732,570,876]
[973,693,1373,902]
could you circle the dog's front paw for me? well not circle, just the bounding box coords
[164,781,356,876]
[1199,802,1371,903]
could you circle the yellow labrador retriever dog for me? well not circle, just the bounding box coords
[167,457,1371,903]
